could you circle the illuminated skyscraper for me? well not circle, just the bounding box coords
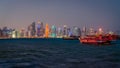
[20,28,25,37]
[12,30,20,38]
[37,21,41,37]
[2,27,9,37]
[88,27,96,35]
[63,25,68,37]
[67,28,72,37]
[7,28,13,38]
[82,27,87,36]
[31,22,36,36]
[0,28,2,37]
[72,26,81,37]
[27,25,32,37]
[57,27,63,38]
[16,31,20,38]
[40,22,44,37]
[45,23,50,38]
[51,25,56,38]
[12,30,16,38]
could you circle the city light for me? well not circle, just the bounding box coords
[0,20,118,39]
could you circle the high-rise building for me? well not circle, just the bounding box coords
[12,30,16,38]
[89,27,95,35]
[27,25,32,37]
[2,27,9,37]
[40,22,44,37]
[82,27,87,36]
[57,27,63,38]
[36,21,41,37]
[72,26,81,37]
[45,23,50,38]
[7,28,13,38]
[20,28,25,37]
[63,25,68,37]
[31,22,36,36]
[67,28,72,37]
[0,28,2,37]
[51,25,56,38]
[12,30,20,38]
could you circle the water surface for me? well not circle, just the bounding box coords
[0,38,120,68]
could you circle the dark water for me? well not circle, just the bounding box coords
[0,38,120,68]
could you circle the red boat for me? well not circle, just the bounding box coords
[79,35,112,45]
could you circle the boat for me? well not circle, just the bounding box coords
[63,37,78,40]
[79,35,112,45]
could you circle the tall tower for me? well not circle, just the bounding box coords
[45,23,49,38]
[81,26,87,37]
[2,27,8,37]
[37,21,41,37]
[57,27,62,38]
[72,26,81,37]
[40,22,44,37]
[27,25,32,37]
[67,28,72,37]
[51,25,56,38]
[63,25,67,37]
[89,27,95,35]
[20,28,25,38]
[31,22,36,36]
[0,28,2,37]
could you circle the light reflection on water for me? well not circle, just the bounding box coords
[0,38,120,68]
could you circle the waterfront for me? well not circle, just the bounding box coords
[0,38,120,68]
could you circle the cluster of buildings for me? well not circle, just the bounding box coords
[0,21,81,38]
[0,21,114,39]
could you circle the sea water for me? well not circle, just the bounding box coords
[0,38,120,68]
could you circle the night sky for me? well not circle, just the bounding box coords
[0,0,120,32]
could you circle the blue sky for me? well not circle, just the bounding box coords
[0,0,120,32]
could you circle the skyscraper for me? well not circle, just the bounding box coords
[45,23,50,38]
[89,27,95,35]
[7,28,13,38]
[12,30,20,38]
[12,30,16,38]
[40,22,44,37]
[63,25,68,37]
[20,28,25,37]
[51,25,56,38]
[82,27,87,36]
[27,25,32,37]
[68,28,72,37]
[57,27,63,38]
[72,26,81,37]
[2,27,9,37]
[31,22,36,37]
[0,28,2,37]
[37,21,41,37]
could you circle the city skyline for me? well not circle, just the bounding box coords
[0,0,120,31]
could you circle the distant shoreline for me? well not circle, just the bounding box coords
[0,37,78,40]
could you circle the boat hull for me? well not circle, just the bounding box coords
[79,38,111,45]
